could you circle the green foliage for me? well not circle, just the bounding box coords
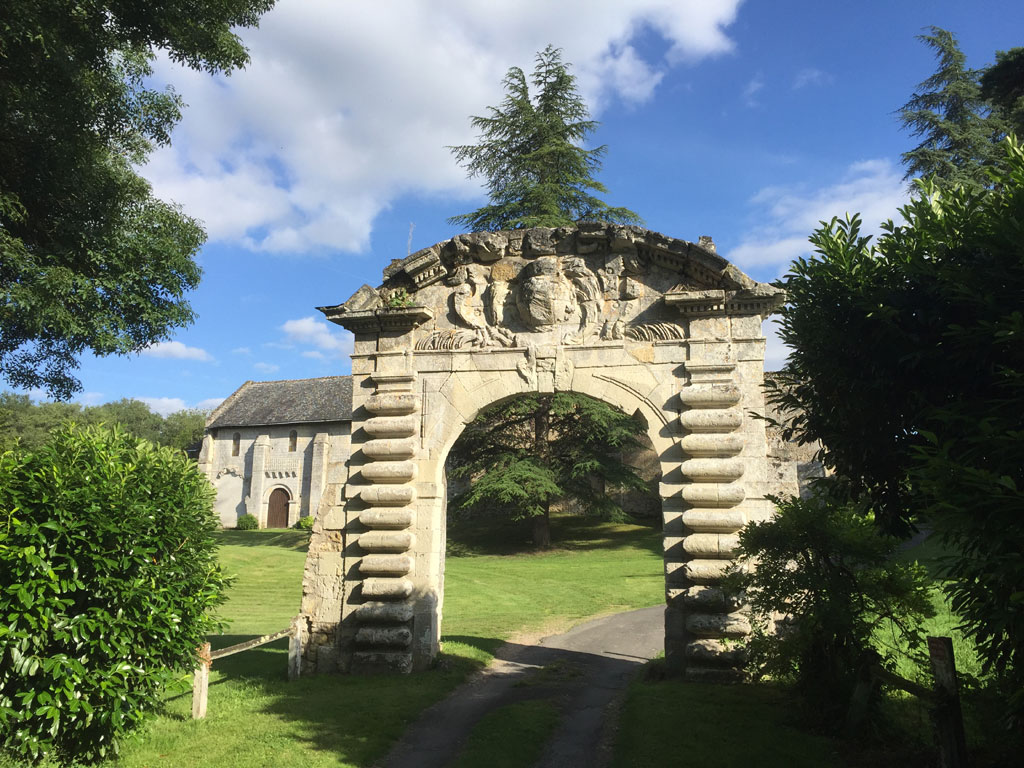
[0,393,208,453]
[0,424,230,764]
[899,27,1008,191]
[770,137,1024,721]
[236,514,259,531]
[448,45,641,231]
[293,515,314,531]
[980,47,1024,137]
[158,409,208,453]
[448,393,650,547]
[730,492,934,727]
[0,0,275,399]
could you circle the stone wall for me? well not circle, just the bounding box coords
[200,421,351,528]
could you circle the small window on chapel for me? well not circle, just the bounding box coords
[289,430,298,452]
[232,432,241,457]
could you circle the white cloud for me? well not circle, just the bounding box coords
[231,346,252,356]
[730,158,907,278]
[141,341,213,362]
[282,316,354,358]
[144,0,742,254]
[792,67,832,89]
[254,362,281,374]
[139,397,187,417]
[742,73,763,107]
[302,350,327,360]
[76,391,105,406]
[196,397,226,411]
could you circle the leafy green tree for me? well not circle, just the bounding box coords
[729,491,934,729]
[981,46,1024,137]
[160,408,209,452]
[768,137,1024,720]
[448,45,641,231]
[0,424,230,763]
[448,393,649,548]
[89,398,164,444]
[899,26,1008,191]
[0,0,275,400]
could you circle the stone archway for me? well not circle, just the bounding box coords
[298,224,784,680]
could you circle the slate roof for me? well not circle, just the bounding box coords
[207,376,352,429]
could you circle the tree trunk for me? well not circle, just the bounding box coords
[532,507,552,549]
[533,404,552,549]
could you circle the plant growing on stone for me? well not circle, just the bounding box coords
[448,45,641,231]
[447,393,649,548]
[0,425,231,763]
[729,490,934,729]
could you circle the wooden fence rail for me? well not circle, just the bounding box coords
[192,615,303,719]
[846,635,968,768]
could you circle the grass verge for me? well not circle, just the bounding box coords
[102,516,664,767]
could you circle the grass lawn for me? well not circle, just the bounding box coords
[612,676,846,768]
[103,515,666,767]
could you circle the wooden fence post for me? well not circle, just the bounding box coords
[927,636,969,768]
[288,615,303,681]
[192,642,212,720]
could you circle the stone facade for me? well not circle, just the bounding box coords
[198,377,353,529]
[298,224,788,680]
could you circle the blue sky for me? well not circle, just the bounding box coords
[24,0,1024,414]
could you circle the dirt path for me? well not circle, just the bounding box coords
[378,605,663,768]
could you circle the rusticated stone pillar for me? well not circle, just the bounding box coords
[351,378,421,673]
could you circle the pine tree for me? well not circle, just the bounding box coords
[981,47,1024,137]
[448,45,641,231]
[898,27,1008,191]
[447,393,650,548]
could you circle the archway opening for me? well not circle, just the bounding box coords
[437,391,665,656]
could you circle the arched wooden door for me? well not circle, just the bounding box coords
[267,488,290,528]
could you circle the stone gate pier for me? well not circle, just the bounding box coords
[297,224,785,680]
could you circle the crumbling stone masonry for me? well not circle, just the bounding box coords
[298,224,786,679]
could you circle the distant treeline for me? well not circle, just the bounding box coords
[0,393,208,453]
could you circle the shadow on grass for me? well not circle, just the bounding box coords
[214,530,312,551]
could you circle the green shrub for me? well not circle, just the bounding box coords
[294,515,314,531]
[728,490,934,728]
[0,425,230,764]
[236,513,259,530]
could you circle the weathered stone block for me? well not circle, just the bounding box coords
[359,554,414,575]
[684,559,733,583]
[358,508,414,529]
[358,531,415,552]
[686,638,746,666]
[361,461,416,483]
[361,438,418,459]
[678,384,741,408]
[685,611,751,638]
[680,433,745,457]
[681,484,745,509]
[359,485,416,506]
[366,393,420,415]
[364,415,418,438]
[361,577,414,599]
[354,626,412,648]
[681,508,746,533]
[354,601,415,623]
[679,458,744,482]
[682,533,740,558]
